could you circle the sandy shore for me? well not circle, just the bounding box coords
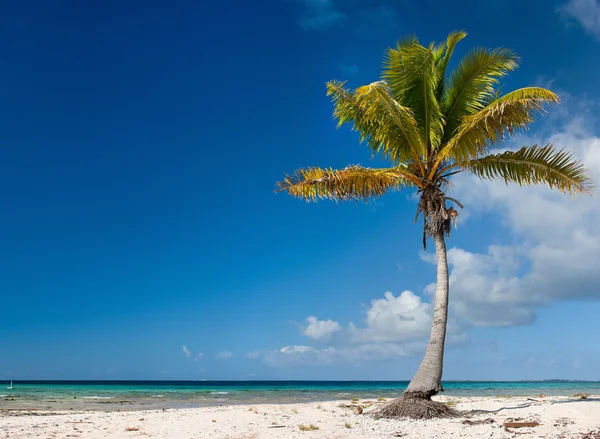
[1,395,599,438]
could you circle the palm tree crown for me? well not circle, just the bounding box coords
[277,31,591,246]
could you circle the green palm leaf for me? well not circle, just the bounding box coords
[463,144,592,194]
[441,47,519,145]
[434,30,468,100]
[383,38,445,151]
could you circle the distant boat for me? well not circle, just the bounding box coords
[6,381,13,389]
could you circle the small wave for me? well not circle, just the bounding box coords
[152,394,164,397]
[82,396,111,399]
[210,392,229,395]
[0,395,7,397]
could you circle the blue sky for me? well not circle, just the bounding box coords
[1,0,600,381]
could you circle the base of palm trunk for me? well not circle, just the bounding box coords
[371,392,458,419]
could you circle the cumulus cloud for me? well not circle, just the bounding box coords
[298,291,440,346]
[297,0,346,30]
[347,291,432,343]
[302,316,342,341]
[182,345,192,359]
[558,0,600,40]
[433,98,600,327]
[263,291,466,367]
[194,353,204,361]
[424,246,535,327]
[215,351,233,360]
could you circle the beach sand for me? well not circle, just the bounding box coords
[1,395,598,438]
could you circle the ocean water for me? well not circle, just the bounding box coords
[1,381,599,411]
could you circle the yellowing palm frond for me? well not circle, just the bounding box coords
[327,81,423,168]
[276,165,420,202]
[383,38,445,151]
[441,47,519,145]
[326,80,356,128]
[354,81,425,165]
[435,87,559,170]
[462,144,592,194]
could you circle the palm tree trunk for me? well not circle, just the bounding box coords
[403,231,449,400]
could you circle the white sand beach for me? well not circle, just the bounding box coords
[1,395,599,439]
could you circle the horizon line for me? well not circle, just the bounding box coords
[5,379,599,383]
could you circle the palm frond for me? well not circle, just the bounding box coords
[434,30,468,100]
[327,81,424,168]
[276,165,420,202]
[383,38,445,150]
[327,80,361,129]
[441,47,519,145]
[463,144,592,194]
[354,81,426,164]
[435,87,559,168]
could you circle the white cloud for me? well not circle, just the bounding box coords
[263,342,426,368]
[436,98,600,327]
[182,345,191,359]
[215,351,233,360]
[194,353,204,361]
[299,291,439,345]
[245,350,262,359]
[264,345,334,367]
[425,246,535,327]
[265,290,467,367]
[347,291,432,343]
[298,0,346,30]
[558,0,600,40]
[302,316,342,341]
[280,345,315,354]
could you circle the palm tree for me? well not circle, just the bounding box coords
[276,32,592,418]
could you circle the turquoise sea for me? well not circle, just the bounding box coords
[1,381,599,411]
